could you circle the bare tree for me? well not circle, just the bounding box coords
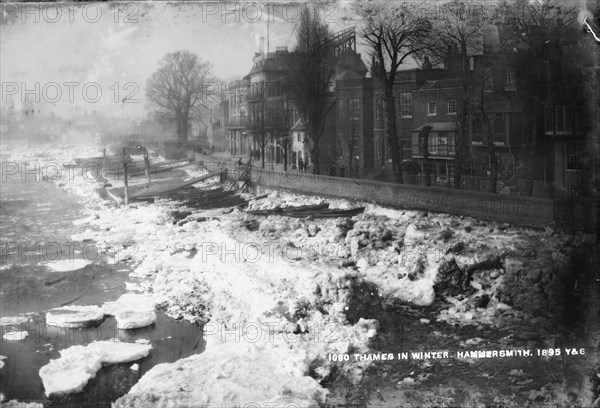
[269,97,295,172]
[341,95,360,177]
[420,0,494,189]
[247,81,272,169]
[355,0,431,183]
[146,51,213,144]
[289,4,336,174]
[419,125,433,186]
[500,0,581,183]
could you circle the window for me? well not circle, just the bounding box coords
[352,136,360,152]
[297,132,301,142]
[469,57,475,71]
[505,71,516,91]
[427,101,437,116]
[349,98,360,120]
[400,93,412,117]
[376,141,381,160]
[472,117,483,143]
[566,143,580,170]
[337,99,342,119]
[493,117,506,144]
[447,100,457,115]
[375,98,384,120]
[337,138,343,157]
[545,106,555,133]
[484,68,494,91]
[386,141,392,161]
[448,133,456,155]
[429,132,439,155]
[555,105,571,133]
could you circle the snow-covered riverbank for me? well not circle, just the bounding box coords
[3,144,594,407]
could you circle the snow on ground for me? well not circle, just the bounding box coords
[24,146,579,406]
[46,305,104,328]
[102,294,157,329]
[38,340,152,398]
[44,259,91,272]
[2,331,28,341]
[117,336,327,407]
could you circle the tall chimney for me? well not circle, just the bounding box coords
[259,36,265,55]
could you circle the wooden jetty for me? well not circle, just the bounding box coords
[105,170,226,203]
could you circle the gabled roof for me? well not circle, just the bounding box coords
[335,69,363,81]
[291,118,305,132]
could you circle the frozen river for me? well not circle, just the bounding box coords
[0,152,205,406]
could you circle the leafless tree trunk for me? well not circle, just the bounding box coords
[355,0,431,183]
[289,4,337,174]
[420,125,432,186]
[418,0,492,189]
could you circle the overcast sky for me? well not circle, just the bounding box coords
[1,1,360,120]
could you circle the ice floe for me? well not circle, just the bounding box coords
[102,294,157,329]
[46,305,104,328]
[39,340,152,397]
[2,331,28,341]
[44,259,91,272]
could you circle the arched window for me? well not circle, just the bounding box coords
[472,117,483,143]
[493,117,505,144]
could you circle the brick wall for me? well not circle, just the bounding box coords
[192,152,593,231]
[247,167,594,231]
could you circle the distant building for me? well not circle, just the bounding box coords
[224,79,249,156]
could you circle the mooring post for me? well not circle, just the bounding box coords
[123,147,129,205]
[144,147,151,183]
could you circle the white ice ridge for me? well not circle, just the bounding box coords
[39,340,152,397]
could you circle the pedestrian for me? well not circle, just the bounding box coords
[339,165,345,177]
[298,157,304,173]
[329,164,336,176]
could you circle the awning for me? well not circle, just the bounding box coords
[413,122,457,132]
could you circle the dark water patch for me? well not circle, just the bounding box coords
[0,152,207,406]
[0,264,127,316]
[0,312,205,405]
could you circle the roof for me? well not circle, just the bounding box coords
[413,122,457,132]
[335,69,363,81]
[291,119,305,132]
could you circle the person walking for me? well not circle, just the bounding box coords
[298,157,304,173]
